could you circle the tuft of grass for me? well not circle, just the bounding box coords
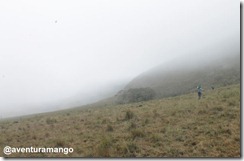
[127,142,138,154]
[106,125,113,132]
[96,136,113,157]
[128,122,136,130]
[32,135,37,140]
[13,121,19,124]
[55,139,66,147]
[150,134,162,143]
[131,129,145,139]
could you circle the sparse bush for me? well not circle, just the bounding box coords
[171,111,176,116]
[167,148,184,157]
[220,128,232,135]
[131,129,145,139]
[127,142,138,154]
[228,99,237,106]
[45,133,50,137]
[106,125,113,132]
[124,110,134,120]
[74,125,80,130]
[198,110,207,114]
[13,121,19,124]
[32,135,37,140]
[46,118,57,124]
[128,122,136,130]
[142,118,150,126]
[115,144,128,156]
[55,140,66,147]
[153,109,159,117]
[210,106,224,114]
[6,137,13,142]
[150,134,162,143]
[101,119,107,124]
[96,137,112,157]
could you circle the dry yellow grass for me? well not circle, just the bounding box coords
[0,84,240,157]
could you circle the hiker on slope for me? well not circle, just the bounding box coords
[197,84,203,99]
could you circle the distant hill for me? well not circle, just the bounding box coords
[114,42,240,104]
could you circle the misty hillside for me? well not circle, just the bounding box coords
[114,43,240,104]
[0,84,240,157]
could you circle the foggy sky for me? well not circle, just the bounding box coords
[0,0,239,118]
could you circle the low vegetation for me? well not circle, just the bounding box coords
[115,87,156,104]
[0,84,240,157]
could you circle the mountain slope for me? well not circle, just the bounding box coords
[121,43,240,102]
[0,84,240,157]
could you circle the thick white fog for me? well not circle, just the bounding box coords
[0,0,239,118]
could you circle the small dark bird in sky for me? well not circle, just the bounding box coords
[55,20,57,23]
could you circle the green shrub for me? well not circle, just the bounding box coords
[115,88,156,104]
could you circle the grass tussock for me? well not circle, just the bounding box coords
[0,84,240,157]
[124,110,134,120]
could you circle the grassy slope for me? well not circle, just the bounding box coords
[0,84,240,157]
